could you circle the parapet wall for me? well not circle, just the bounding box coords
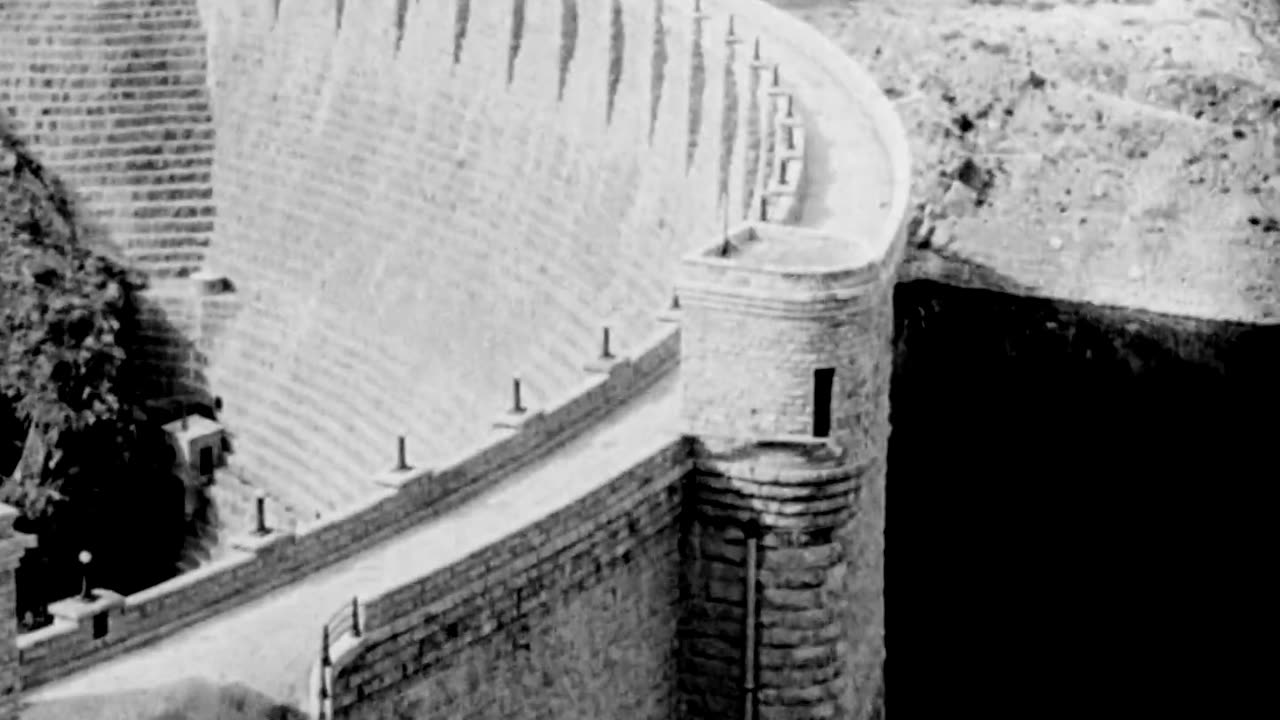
[324,438,690,720]
[15,320,681,691]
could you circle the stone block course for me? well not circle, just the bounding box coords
[327,440,689,718]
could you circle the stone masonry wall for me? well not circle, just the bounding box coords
[838,282,892,720]
[16,326,680,691]
[0,0,216,278]
[675,223,900,719]
[0,0,816,523]
[326,439,690,720]
[681,495,856,719]
[183,0,787,520]
[678,230,895,452]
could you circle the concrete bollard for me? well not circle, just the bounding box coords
[601,327,614,360]
[395,435,409,471]
[511,376,525,414]
[255,490,268,536]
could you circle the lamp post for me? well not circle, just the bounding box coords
[78,550,93,601]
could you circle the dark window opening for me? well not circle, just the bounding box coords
[92,611,108,639]
[813,368,835,437]
[198,445,214,477]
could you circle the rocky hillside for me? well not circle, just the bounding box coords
[772,0,1280,323]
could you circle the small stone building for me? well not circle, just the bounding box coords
[163,415,226,519]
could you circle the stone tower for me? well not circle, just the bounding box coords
[676,222,893,720]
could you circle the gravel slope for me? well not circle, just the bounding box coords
[771,0,1280,323]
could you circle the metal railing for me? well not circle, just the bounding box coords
[317,596,363,720]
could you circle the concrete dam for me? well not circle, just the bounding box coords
[1,0,1274,719]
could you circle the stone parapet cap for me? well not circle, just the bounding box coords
[676,281,884,319]
[374,466,432,491]
[15,618,78,649]
[229,528,290,555]
[493,409,544,431]
[681,222,887,283]
[678,239,896,316]
[48,590,125,622]
[583,353,631,376]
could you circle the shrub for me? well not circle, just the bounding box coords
[1,128,188,619]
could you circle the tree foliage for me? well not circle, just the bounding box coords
[2,132,186,620]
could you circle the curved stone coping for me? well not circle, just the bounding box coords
[677,222,901,319]
[15,306,681,691]
[709,0,912,265]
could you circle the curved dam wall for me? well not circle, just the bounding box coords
[195,0,764,523]
[2,0,808,528]
[0,0,826,695]
[318,0,910,718]
[0,0,907,716]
